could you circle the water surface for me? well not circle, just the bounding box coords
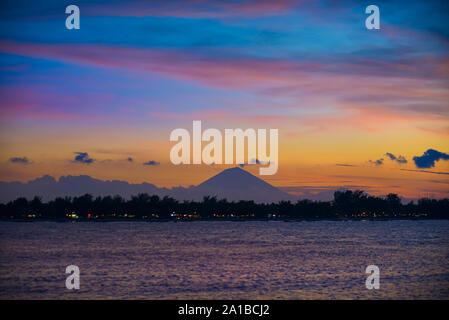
[0,220,448,299]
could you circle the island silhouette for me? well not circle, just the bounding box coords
[0,167,448,220]
[0,167,294,203]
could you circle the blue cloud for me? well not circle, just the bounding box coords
[9,157,30,164]
[73,152,94,164]
[385,152,407,164]
[369,158,384,166]
[143,160,160,166]
[127,157,133,162]
[413,149,449,168]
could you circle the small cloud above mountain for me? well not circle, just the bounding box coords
[143,160,160,166]
[413,149,449,168]
[9,157,30,165]
[239,159,269,167]
[73,152,94,164]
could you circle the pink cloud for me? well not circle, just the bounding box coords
[1,40,448,133]
[0,83,121,121]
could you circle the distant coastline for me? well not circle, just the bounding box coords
[1,190,448,220]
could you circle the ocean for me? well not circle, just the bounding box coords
[0,220,448,299]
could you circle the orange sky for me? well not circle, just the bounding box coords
[1,0,448,200]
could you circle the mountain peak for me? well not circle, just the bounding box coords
[220,166,253,175]
[0,168,296,204]
[198,167,267,189]
[195,167,295,203]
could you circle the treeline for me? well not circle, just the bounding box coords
[0,190,448,220]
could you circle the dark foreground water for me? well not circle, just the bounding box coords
[0,220,448,299]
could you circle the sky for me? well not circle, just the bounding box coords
[0,0,448,200]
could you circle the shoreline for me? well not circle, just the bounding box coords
[1,217,446,222]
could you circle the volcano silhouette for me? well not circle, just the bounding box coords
[192,167,295,203]
[0,167,296,203]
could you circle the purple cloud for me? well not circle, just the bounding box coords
[9,157,30,165]
[385,152,407,164]
[73,152,94,164]
[369,158,384,166]
[143,160,160,166]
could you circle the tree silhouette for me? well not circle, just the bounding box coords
[0,190,447,220]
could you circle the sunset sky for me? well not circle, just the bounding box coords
[0,0,448,200]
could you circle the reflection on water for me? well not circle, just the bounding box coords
[0,220,448,299]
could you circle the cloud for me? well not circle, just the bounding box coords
[143,160,160,166]
[2,41,447,99]
[385,152,397,160]
[73,152,94,164]
[1,40,448,136]
[9,157,30,165]
[127,157,133,162]
[413,149,449,168]
[239,159,270,167]
[369,158,384,166]
[396,156,407,164]
[251,158,269,165]
[336,163,357,167]
[369,152,407,166]
[400,169,449,175]
[385,152,407,164]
